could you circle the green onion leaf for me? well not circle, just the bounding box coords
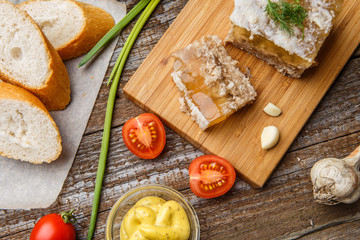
[78,0,151,67]
[108,0,160,86]
[86,1,161,239]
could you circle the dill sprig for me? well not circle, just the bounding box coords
[265,0,308,37]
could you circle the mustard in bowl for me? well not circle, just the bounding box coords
[106,184,200,240]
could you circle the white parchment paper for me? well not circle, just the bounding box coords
[0,0,126,209]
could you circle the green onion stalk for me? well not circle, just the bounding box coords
[86,0,161,239]
[79,0,151,67]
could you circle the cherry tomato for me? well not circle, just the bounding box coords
[189,155,236,198]
[122,113,166,159]
[30,210,76,240]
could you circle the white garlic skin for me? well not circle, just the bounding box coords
[311,158,359,205]
[310,145,360,205]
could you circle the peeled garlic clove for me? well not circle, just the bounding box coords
[261,126,280,149]
[263,103,282,117]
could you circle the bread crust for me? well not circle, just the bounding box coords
[0,82,62,164]
[57,0,115,60]
[0,0,70,111]
[19,0,115,60]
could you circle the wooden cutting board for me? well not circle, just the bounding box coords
[123,0,360,188]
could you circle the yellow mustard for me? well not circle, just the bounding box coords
[120,196,190,240]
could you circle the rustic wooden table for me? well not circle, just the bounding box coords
[1,1,360,239]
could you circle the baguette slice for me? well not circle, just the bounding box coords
[0,0,70,111]
[18,0,115,60]
[0,82,62,164]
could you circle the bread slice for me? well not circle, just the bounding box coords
[0,0,70,111]
[0,82,62,164]
[226,0,343,78]
[18,0,115,60]
[171,35,257,130]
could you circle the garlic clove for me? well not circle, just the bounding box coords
[261,126,280,149]
[263,103,282,117]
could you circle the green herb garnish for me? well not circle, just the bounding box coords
[265,0,308,37]
[78,0,151,67]
[86,1,161,240]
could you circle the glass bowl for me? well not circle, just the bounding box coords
[106,184,200,240]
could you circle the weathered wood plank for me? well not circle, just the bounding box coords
[192,134,360,240]
[289,57,360,151]
[1,65,359,237]
[0,59,359,239]
[1,0,359,239]
[298,220,360,240]
[2,133,359,239]
[353,44,360,57]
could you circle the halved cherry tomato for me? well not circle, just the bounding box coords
[30,210,76,240]
[122,113,166,159]
[189,155,236,198]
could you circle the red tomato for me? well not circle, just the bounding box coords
[189,155,236,198]
[30,210,76,240]
[122,113,166,159]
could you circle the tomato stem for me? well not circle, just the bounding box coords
[61,209,77,224]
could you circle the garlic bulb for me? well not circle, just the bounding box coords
[310,145,360,205]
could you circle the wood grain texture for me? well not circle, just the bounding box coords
[1,0,360,239]
[123,0,360,187]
